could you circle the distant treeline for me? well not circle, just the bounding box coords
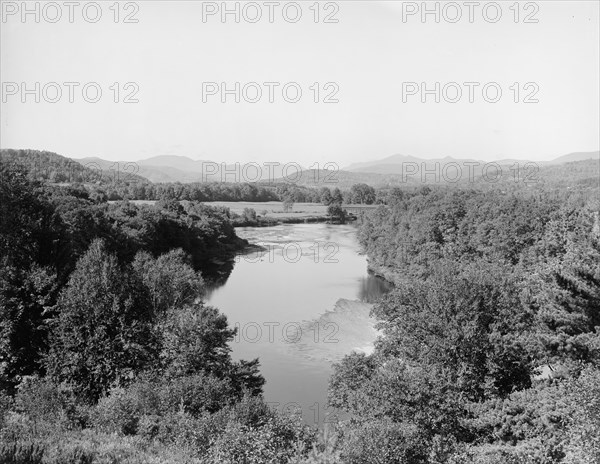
[4,148,597,207]
[1,149,376,204]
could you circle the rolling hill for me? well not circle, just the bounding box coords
[343,151,600,174]
[0,149,151,185]
[3,149,597,189]
[75,156,308,184]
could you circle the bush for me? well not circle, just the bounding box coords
[208,418,311,464]
[0,442,44,464]
[327,204,346,223]
[14,377,88,431]
[159,373,236,416]
[94,387,143,435]
[145,410,228,455]
[0,389,13,429]
[93,374,237,438]
[242,208,258,223]
[448,439,556,464]
[208,396,316,464]
[563,367,600,463]
[338,419,425,464]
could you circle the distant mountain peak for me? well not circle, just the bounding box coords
[343,150,599,174]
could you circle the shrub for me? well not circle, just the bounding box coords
[93,374,236,438]
[94,387,142,435]
[0,389,13,429]
[14,377,88,431]
[0,442,44,464]
[448,439,556,464]
[208,397,316,464]
[162,374,236,416]
[563,367,600,463]
[338,419,425,464]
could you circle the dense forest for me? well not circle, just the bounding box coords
[1,151,599,463]
[329,183,600,463]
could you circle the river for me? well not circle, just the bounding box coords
[205,223,392,425]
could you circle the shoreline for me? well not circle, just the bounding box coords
[233,214,356,227]
[366,260,403,286]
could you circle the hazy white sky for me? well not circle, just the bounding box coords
[1,0,599,165]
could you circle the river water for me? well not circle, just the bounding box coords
[206,223,392,425]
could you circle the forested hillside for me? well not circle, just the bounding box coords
[327,182,600,463]
[0,149,330,204]
[0,149,151,186]
[3,149,597,205]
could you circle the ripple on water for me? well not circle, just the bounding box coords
[285,298,381,364]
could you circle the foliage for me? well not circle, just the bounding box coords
[563,368,600,463]
[3,152,600,463]
[1,159,248,390]
[45,240,158,402]
[327,204,347,223]
[207,395,316,464]
[329,183,600,463]
[132,249,204,317]
[283,196,295,213]
[347,183,376,205]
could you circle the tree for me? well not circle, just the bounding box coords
[0,265,56,391]
[320,187,333,205]
[132,249,204,317]
[282,195,294,213]
[158,303,265,395]
[327,204,347,223]
[156,197,184,214]
[372,262,534,400]
[242,208,257,224]
[159,303,235,378]
[564,367,600,463]
[524,205,600,366]
[0,162,58,270]
[329,262,537,461]
[350,183,376,204]
[332,188,344,205]
[46,239,157,402]
[0,162,61,391]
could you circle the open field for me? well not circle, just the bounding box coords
[118,200,378,222]
[205,201,328,219]
[117,200,330,220]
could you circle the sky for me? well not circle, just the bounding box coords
[1,0,599,167]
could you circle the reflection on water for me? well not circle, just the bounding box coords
[201,258,235,288]
[206,223,391,425]
[358,273,395,303]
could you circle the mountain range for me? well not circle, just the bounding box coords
[76,156,307,184]
[342,151,600,174]
[74,151,599,186]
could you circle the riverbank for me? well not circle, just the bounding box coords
[114,200,356,226]
[365,260,403,286]
[208,201,353,226]
[233,215,354,227]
